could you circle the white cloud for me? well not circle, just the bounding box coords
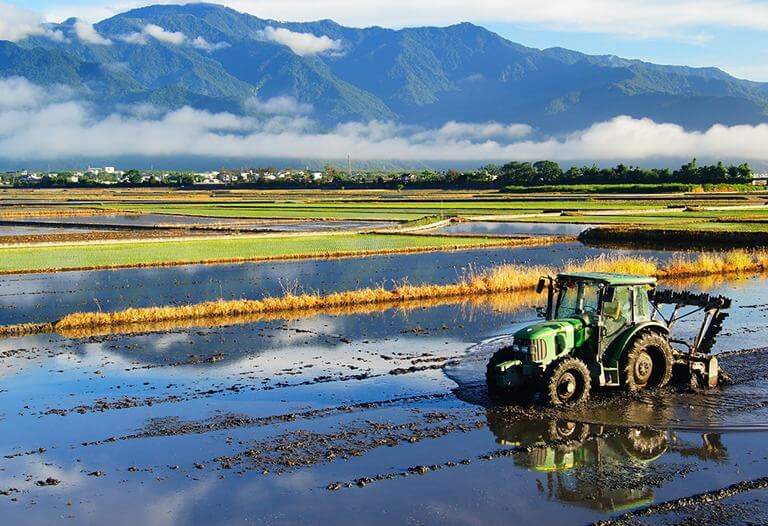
[245,95,313,115]
[117,24,229,51]
[428,121,533,141]
[143,23,186,45]
[0,1,65,42]
[119,24,186,45]
[2,77,768,162]
[0,77,72,110]
[73,18,112,45]
[117,31,148,44]
[192,36,230,52]
[257,26,342,56]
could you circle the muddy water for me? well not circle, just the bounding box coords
[0,242,685,325]
[438,221,596,236]
[1,270,768,524]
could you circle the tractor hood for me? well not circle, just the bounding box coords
[514,318,585,341]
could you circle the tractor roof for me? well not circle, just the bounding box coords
[557,272,656,286]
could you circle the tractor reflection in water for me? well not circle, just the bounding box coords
[485,410,728,513]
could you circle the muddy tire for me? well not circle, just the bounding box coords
[544,357,591,406]
[622,332,673,391]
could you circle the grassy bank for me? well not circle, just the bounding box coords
[1,249,763,338]
[580,225,768,247]
[0,233,556,274]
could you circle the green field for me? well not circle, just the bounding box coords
[0,233,528,273]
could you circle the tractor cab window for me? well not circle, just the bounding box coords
[602,286,633,337]
[556,281,601,319]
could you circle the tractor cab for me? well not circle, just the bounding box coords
[539,272,659,366]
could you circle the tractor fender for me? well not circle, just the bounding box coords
[603,321,669,368]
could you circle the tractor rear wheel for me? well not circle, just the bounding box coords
[622,332,673,391]
[544,357,591,406]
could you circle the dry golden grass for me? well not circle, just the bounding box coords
[0,322,54,337]
[661,249,768,277]
[55,291,539,339]
[564,254,659,276]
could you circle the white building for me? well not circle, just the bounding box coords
[752,173,768,185]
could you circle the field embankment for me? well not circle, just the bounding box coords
[580,225,768,247]
[2,249,766,337]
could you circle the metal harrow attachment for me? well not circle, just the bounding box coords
[649,289,732,388]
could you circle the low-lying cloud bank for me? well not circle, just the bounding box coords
[2,77,768,163]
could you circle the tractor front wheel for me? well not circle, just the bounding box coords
[544,357,591,406]
[622,332,673,391]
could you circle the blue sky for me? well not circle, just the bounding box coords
[6,0,768,81]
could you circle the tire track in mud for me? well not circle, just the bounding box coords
[204,411,485,477]
[3,393,455,459]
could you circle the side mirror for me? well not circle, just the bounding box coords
[536,278,547,294]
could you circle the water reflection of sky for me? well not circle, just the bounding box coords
[437,221,595,236]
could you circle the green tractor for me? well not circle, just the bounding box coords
[486,272,731,406]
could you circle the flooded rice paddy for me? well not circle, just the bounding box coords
[1,242,767,525]
[437,221,596,236]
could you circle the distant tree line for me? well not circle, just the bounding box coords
[483,158,753,186]
[2,159,754,189]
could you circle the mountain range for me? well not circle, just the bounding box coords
[3,2,768,134]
